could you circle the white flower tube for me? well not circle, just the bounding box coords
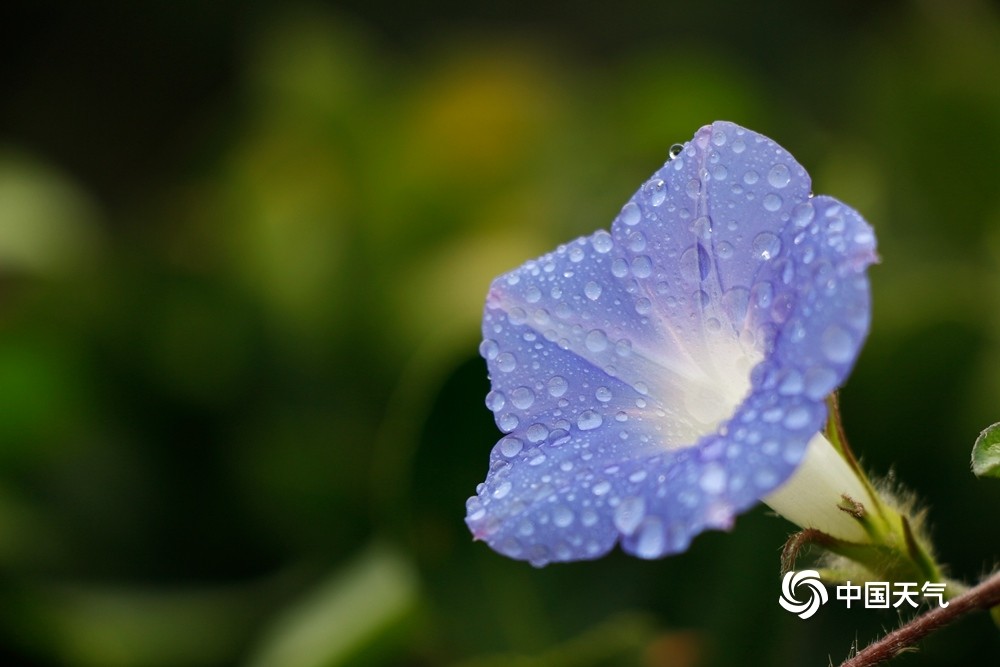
[763,432,876,543]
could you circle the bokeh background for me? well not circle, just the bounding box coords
[1,0,999,665]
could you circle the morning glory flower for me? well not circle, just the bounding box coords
[466,121,878,566]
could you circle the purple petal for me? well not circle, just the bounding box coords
[467,121,876,566]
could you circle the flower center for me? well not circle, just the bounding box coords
[649,333,761,449]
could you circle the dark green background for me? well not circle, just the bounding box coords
[1,1,998,665]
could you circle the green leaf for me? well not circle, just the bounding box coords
[972,423,1000,479]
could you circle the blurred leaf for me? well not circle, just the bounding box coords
[6,580,275,667]
[972,423,1000,479]
[0,151,103,275]
[247,544,418,667]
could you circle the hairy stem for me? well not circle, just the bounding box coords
[838,570,1000,667]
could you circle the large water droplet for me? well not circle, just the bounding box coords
[620,202,641,227]
[804,366,838,400]
[700,464,727,493]
[592,480,611,496]
[686,178,702,199]
[792,201,815,228]
[649,179,667,206]
[743,170,759,185]
[499,436,523,457]
[480,339,499,360]
[498,413,519,432]
[553,505,574,528]
[631,255,653,278]
[611,258,629,278]
[510,386,535,410]
[613,496,646,534]
[548,375,568,397]
[634,297,652,315]
[595,386,612,402]
[821,325,854,363]
[592,230,613,253]
[679,244,711,281]
[526,423,549,443]
[635,517,665,558]
[628,231,647,252]
[496,352,517,372]
[585,329,608,352]
[668,143,684,160]
[783,405,811,430]
[584,281,603,301]
[752,232,781,261]
[767,163,791,188]
[763,193,783,212]
[493,481,512,499]
[485,390,506,411]
[577,410,603,431]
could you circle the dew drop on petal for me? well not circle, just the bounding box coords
[577,410,604,431]
[649,179,667,206]
[584,281,603,300]
[783,405,811,430]
[510,386,535,409]
[634,297,652,315]
[767,163,791,188]
[680,244,711,282]
[620,202,641,226]
[585,329,608,352]
[496,352,517,372]
[778,370,804,396]
[592,230,613,253]
[553,505,574,527]
[635,517,665,558]
[631,255,653,278]
[548,375,568,397]
[592,480,612,496]
[821,325,854,363]
[686,178,702,199]
[595,386,613,402]
[803,366,838,400]
[700,463,727,494]
[480,339,499,360]
[611,258,629,278]
[752,232,781,261]
[493,481,512,499]
[762,193,783,212]
[498,413,519,432]
[792,201,815,228]
[744,170,759,185]
[613,496,646,535]
[485,390,506,411]
[499,436,523,457]
[668,143,683,160]
[526,423,549,443]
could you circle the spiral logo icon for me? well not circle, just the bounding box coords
[779,570,829,619]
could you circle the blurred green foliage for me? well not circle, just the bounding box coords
[1,0,999,665]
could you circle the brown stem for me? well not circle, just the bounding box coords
[838,570,1000,667]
